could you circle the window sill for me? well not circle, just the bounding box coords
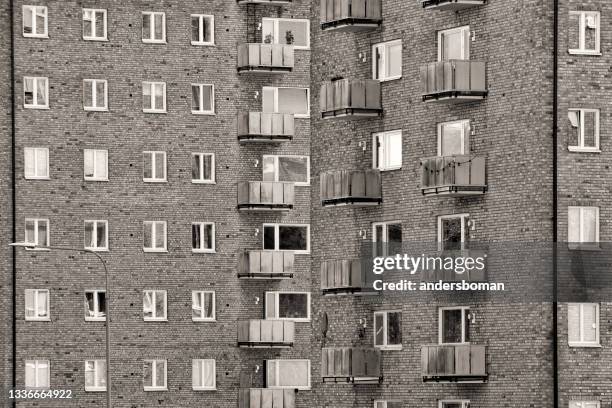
[84,248,109,252]
[143,387,168,391]
[568,50,602,56]
[568,244,601,251]
[192,249,216,254]
[143,318,168,322]
[191,42,215,47]
[379,166,402,172]
[85,317,107,322]
[25,247,50,252]
[191,111,216,116]
[84,107,109,112]
[143,179,167,183]
[568,147,600,153]
[84,178,109,182]
[274,317,311,323]
[24,177,50,181]
[268,386,311,391]
[83,37,109,42]
[25,317,51,322]
[23,34,49,39]
[142,40,167,45]
[85,387,107,392]
[143,249,168,253]
[193,387,217,391]
[378,76,402,83]
[191,180,216,185]
[143,110,167,114]
[192,318,216,323]
[293,114,310,119]
[24,105,50,110]
[568,342,601,348]
[375,345,402,351]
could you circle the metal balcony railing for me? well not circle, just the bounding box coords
[237,44,294,74]
[320,169,382,207]
[237,112,294,143]
[238,250,295,279]
[419,0,485,11]
[321,259,377,295]
[320,79,382,119]
[420,60,487,102]
[237,320,295,348]
[237,181,295,211]
[238,389,296,408]
[320,0,382,31]
[321,347,382,384]
[420,155,486,197]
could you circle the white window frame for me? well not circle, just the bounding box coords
[439,400,471,408]
[24,147,49,180]
[263,223,310,254]
[82,8,107,41]
[192,291,216,322]
[25,289,50,321]
[142,82,166,113]
[437,214,469,251]
[438,306,470,345]
[83,149,109,181]
[191,84,215,115]
[265,291,311,322]
[23,77,49,109]
[262,86,310,119]
[437,119,469,156]
[142,12,166,44]
[266,359,311,390]
[84,290,106,322]
[373,310,402,350]
[24,218,49,248]
[372,39,402,81]
[84,360,107,392]
[372,221,402,257]
[191,14,215,46]
[84,220,108,251]
[438,25,470,61]
[568,11,601,55]
[191,153,215,184]
[261,17,310,50]
[568,109,600,152]
[568,206,599,248]
[568,303,600,347]
[143,290,167,321]
[262,155,310,186]
[25,360,50,389]
[22,5,48,38]
[143,151,167,182]
[143,221,167,252]
[143,359,167,391]
[192,222,215,253]
[83,79,108,111]
[372,130,402,171]
[192,359,216,390]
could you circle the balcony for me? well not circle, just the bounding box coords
[321,259,377,295]
[238,389,295,408]
[237,181,295,211]
[238,250,294,279]
[419,0,485,10]
[420,155,486,197]
[237,320,295,348]
[237,44,294,74]
[320,79,382,119]
[321,347,382,384]
[420,249,488,283]
[421,344,487,383]
[320,169,382,207]
[236,0,292,5]
[237,112,294,143]
[320,0,382,32]
[420,61,487,102]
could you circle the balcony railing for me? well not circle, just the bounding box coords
[238,250,295,279]
[238,389,296,408]
[320,169,382,207]
[320,79,382,119]
[237,44,294,74]
[420,60,487,102]
[320,0,382,31]
[237,320,295,348]
[237,181,295,211]
[419,0,485,10]
[237,112,294,143]
[421,344,487,383]
[420,249,488,283]
[420,155,486,197]
[321,259,377,295]
[321,347,382,384]
[237,0,292,5]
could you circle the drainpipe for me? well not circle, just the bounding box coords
[552,0,559,407]
[9,0,17,405]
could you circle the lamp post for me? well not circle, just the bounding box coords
[10,243,112,408]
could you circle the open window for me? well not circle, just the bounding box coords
[265,291,310,321]
[439,306,470,344]
[374,311,402,350]
[262,155,310,186]
[373,39,402,81]
[263,223,310,253]
[262,87,310,118]
[373,130,402,171]
[372,222,402,257]
[438,214,469,251]
[568,109,599,152]
[568,11,600,55]
[262,18,310,49]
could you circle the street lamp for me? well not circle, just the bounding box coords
[10,242,112,408]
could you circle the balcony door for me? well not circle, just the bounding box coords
[438,120,469,156]
[438,26,470,61]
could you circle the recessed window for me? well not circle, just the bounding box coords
[25,360,50,389]
[191,84,214,115]
[266,359,310,390]
[570,402,600,408]
[262,155,310,186]
[25,218,49,248]
[439,306,470,344]
[84,360,107,391]
[438,120,469,156]
[25,289,49,321]
[84,290,106,321]
[23,6,48,38]
[192,222,215,253]
[24,147,49,180]
[191,15,214,45]
[143,359,167,391]
[263,223,310,253]
[373,130,402,171]
[83,9,107,41]
[569,11,600,55]
[84,220,108,251]
[372,221,402,257]
[192,359,216,390]
[143,221,167,252]
[439,401,470,408]
[375,401,403,408]
[438,214,468,251]
[568,303,599,347]
[373,40,402,81]
[374,311,402,350]
[192,291,215,321]
[568,109,599,152]
[142,82,166,113]
[83,79,108,111]
[265,291,310,321]
[143,290,167,321]
[84,149,108,181]
[262,87,310,118]
[142,12,166,43]
[191,153,215,184]
[24,77,48,109]
[438,26,470,61]
[143,151,166,182]
[262,18,310,49]
[568,206,599,249]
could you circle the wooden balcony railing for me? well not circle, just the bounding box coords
[420,61,487,102]
[320,169,382,207]
[420,155,486,197]
[238,389,296,408]
[321,347,382,384]
[237,320,295,348]
[237,112,294,143]
[238,250,295,279]
[321,259,377,295]
[420,249,488,283]
[237,44,294,74]
[237,181,295,211]
[320,79,382,119]
[320,0,382,31]
[419,0,485,10]
[237,0,292,5]
[421,344,487,382]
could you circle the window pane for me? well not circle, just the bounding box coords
[387,43,402,78]
[25,290,35,317]
[387,223,402,255]
[85,222,94,247]
[191,17,199,42]
[98,292,106,317]
[155,153,165,179]
[278,226,307,251]
[192,154,201,180]
[37,222,48,246]
[276,360,308,387]
[277,88,308,115]
[96,151,107,179]
[143,153,152,179]
[278,20,308,47]
[262,20,274,43]
[85,292,95,316]
[442,30,464,60]
[278,293,308,319]
[143,83,152,110]
[201,85,212,111]
[155,292,165,318]
[155,223,165,248]
[25,220,35,243]
[83,81,93,108]
[143,223,152,248]
[37,291,47,316]
[192,292,202,319]
[262,156,276,181]
[24,149,35,177]
[583,304,597,343]
[387,133,402,168]
[441,218,462,250]
[203,293,213,318]
[441,122,464,156]
[154,84,164,110]
[155,361,165,386]
[97,361,106,387]
[36,78,46,106]
[38,150,48,177]
[203,224,213,249]
[387,312,401,345]
[374,314,384,346]
[278,156,308,183]
[191,85,201,111]
[37,362,49,388]
[583,111,596,148]
[263,226,275,250]
[24,78,34,105]
[202,155,212,180]
[192,224,201,249]
[203,17,213,42]
[193,360,202,387]
[143,292,153,318]
[202,360,214,387]
[584,14,598,51]
[85,361,95,387]
[95,81,106,107]
[442,309,463,343]
[96,222,106,248]
[262,87,275,113]
[143,361,152,387]
[568,208,580,243]
[95,12,105,38]
[154,14,163,40]
[583,208,597,243]
[35,9,46,35]
[24,8,34,33]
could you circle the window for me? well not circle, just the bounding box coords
[142,82,166,113]
[191,153,215,184]
[569,402,600,408]
[373,130,402,171]
[84,360,107,391]
[438,120,470,156]
[438,26,470,61]
[375,402,403,408]
[25,289,49,321]
[262,18,310,49]
[568,109,599,152]
[23,6,47,38]
[265,292,310,321]
[192,359,215,390]
[262,87,310,118]
[439,306,470,344]
[24,77,48,109]
[262,155,310,186]
[568,303,599,347]
[263,224,310,253]
[438,214,468,251]
[374,311,402,350]
[191,15,214,45]
[373,40,402,81]
[143,151,166,182]
[83,79,108,111]
[83,9,107,41]
[143,221,167,252]
[372,222,402,257]
[143,360,167,391]
[192,222,215,253]
[569,11,600,55]
[568,206,599,249]
[191,84,215,115]
[192,291,215,321]
[85,290,106,321]
[266,360,310,390]
[84,149,108,181]
[25,218,49,247]
[84,220,108,251]
[25,360,49,389]
[439,401,470,408]
[143,290,167,321]
[24,147,49,179]
[142,12,165,43]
